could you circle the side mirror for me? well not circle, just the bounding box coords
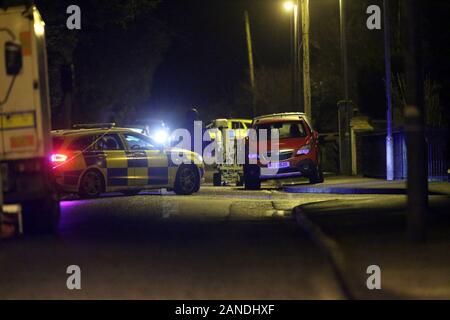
[5,42,23,75]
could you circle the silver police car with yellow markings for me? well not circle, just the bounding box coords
[50,124,204,197]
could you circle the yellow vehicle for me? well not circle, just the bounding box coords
[204,119,251,186]
[206,118,252,140]
[51,124,204,197]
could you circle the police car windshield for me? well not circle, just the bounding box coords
[124,133,157,150]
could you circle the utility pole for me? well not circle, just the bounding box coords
[384,0,394,181]
[293,3,299,111]
[244,10,256,117]
[402,0,428,242]
[300,0,311,120]
[338,0,352,175]
[289,9,296,109]
[284,1,300,111]
[339,0,349,103]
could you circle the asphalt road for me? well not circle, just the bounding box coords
[0,184,396,299]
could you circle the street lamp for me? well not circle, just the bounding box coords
[283,1,299,111]
[283,1,296,11]
[283,1,311,120]
[300,0,311,120]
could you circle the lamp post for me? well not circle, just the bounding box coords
[284,1,299,111]
[338,0,352,175]
[339,0,349,104]
[284,1,311,119]
[244,10,256,117]
[300,0,311,120]
[384,0,394,181]
[402,0,428,242]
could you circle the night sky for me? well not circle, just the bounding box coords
[149,0,449,129]
[149,0,293,123]
[8,0,447,129]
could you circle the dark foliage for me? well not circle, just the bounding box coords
[35,0,169,128]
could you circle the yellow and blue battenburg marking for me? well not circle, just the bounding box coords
[81,150,172,187]
[61,149,176,188]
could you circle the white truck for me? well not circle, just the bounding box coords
[0,4,60,233]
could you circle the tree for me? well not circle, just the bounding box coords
[36,0,169,128]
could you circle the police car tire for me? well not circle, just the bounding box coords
[193,177,201,193]
[174,165,200,195]
[79,169,105,198]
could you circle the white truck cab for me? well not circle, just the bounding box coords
[0,5,59,233]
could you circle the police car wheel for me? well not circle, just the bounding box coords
[174,165,199,195]
[79,170,105,198]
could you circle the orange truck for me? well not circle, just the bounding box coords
[0,4,59,233]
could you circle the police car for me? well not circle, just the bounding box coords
[50,124,204,198]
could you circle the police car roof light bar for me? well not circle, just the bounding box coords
[72,123,116,129]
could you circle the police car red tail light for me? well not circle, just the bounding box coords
[50,153,68,163]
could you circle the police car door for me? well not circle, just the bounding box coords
[122,132,169,187]
[96,134,128,188]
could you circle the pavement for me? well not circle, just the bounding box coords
[1,175,449,299]
[283,175,450,195]
[1,186,360,300]
[294,195,450,299]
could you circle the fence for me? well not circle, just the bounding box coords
[360,129,448,181]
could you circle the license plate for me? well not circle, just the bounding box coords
[0,111,35,130]
[268,161,289,169]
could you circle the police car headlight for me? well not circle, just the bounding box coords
[153,129,169,144]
